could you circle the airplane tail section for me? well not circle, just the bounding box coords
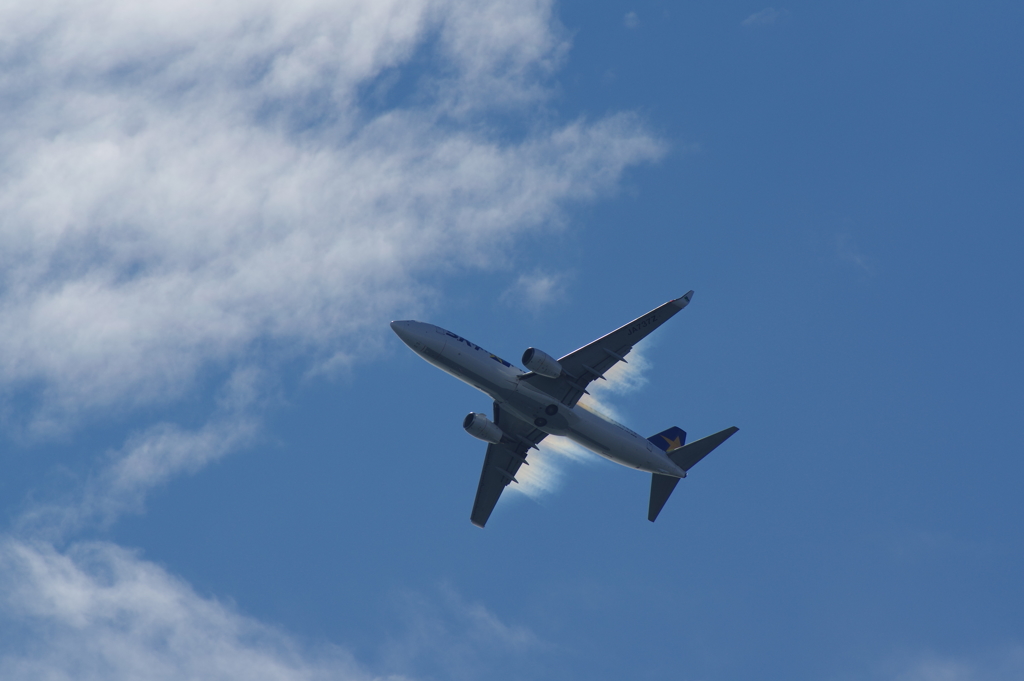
[648,426,687,453]
[668,426,739,472]
[647,425,739,522]
[648,426,687,521]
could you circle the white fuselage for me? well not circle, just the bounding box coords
[391,320,686,477]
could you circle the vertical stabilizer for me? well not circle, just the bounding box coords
[648,426,687,453]
[648,426,687,522]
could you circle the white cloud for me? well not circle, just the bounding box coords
[379,585,539,679]
[0,1,665,676]
[624,11,639,29]
[836,232,873,274]
[16,366,264,539]
[21,415,258,539]
[742,7,788,26]
[0,0,663,435]
[0,538,372,681]
[0,538,542,681]
[511,434,591,498]
[0,0,665,538]
[891,648,1024,681]
[500,270,567,310]
[584,344,650,413]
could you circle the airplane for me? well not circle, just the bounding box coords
[390,292,738,527]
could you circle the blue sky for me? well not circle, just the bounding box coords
[1,1,1022,679]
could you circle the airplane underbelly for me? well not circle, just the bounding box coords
[439,345,517,396]
[566,420,640,466]
[499,381,681,476]
[502,381,573,432]
[564,408,677,474]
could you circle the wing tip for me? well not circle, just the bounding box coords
[673,290,694,309]
[470,507,489,528]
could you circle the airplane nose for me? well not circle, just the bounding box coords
[391,320,436,353]
[390,320,415,345]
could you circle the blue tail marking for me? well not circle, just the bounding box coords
[647,426,687,453]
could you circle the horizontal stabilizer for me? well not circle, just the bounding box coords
[649,474,681,522]
[668,426,739,472]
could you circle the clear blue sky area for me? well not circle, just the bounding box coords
[1,2,1021,680]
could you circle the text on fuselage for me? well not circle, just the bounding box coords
[444,331,513,368]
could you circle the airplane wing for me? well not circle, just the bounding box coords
[470,402,547,528]
[521,291,694,408]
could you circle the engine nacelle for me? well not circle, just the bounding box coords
[522,347,562,378]
[463,412,504,444]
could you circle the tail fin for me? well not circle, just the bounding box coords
[648,426,687,453]
[648,426,687,522]
[647,426,739,522]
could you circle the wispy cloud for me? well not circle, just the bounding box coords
[0,538,373,681]
[0,0,663,436]
[16,367,264,540]
[500,270,568,310]
[0,1,664,677]
[379,584,539,680]
[0,537,543,681]
[742,7,789,26]
[584,345,651,415]
[836,232,874,274]
[890,648,1024,681]
[624,12,640,29]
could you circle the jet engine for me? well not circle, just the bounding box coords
[522,347,562,378]
[463,412,504,444]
